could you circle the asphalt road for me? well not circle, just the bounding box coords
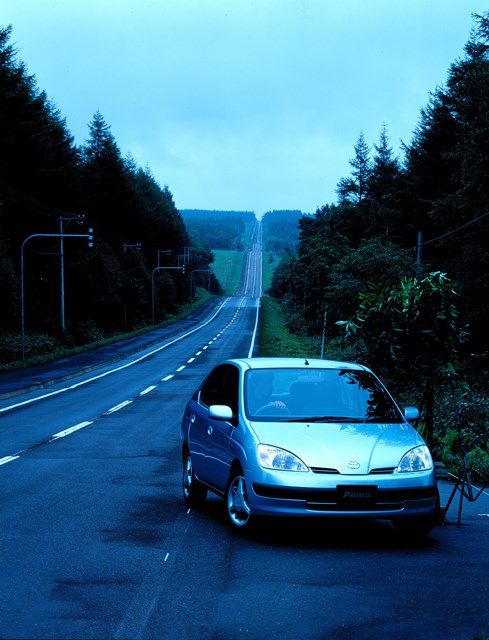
[0,222,488,640]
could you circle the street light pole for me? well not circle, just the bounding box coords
[59,217,65,332]
[59,214,85,333]
[21,230,93,362]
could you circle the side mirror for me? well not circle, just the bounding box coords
[404,406,420,422]
[209,405,233,422]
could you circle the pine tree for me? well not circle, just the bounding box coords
[337,132,371,206]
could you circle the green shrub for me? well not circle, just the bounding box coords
[0,331,62,363]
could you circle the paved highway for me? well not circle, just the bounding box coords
[0,220,488,640]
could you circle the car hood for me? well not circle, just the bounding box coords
[249,420,425,474]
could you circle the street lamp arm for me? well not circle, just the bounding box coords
[20,231,94,363]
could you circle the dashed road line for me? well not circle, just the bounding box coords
[187,358,195,364]
[0,455,20,466]
[106,400,133,414]
[140,385,157,396]
[50,421,93,441]
[176,365,186,372]
[161,374,174,382]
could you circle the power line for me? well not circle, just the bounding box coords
[420,211,489,247]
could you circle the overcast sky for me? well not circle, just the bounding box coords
[2,0,488,216]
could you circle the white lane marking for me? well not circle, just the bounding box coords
[247,297,261,358]
[0,387,69,414]
[50,421,93,441]
[176,365,186,372]
[161,374,174,381]
[0,297,231,415]
[164,553,170,562]
[195,351,202,356]
[139,385,156,396]
[187,358,195,364]
[203,346,208,350]
[106,400,132,414]
[0,455,20,466]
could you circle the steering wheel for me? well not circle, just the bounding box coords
[255,402,291,417]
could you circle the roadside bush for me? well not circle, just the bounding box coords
[0,331,62,363]
[73,321,106,344]
[439,429,489,484]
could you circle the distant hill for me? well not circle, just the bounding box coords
[261,210,304,253]
[180,209,255,250]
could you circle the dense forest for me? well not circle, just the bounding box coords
[271,14,489,472]
[180,210,255,250]
[261,210,303,254]
[0,26,219,365]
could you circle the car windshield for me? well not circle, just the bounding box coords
[244,368,403,423]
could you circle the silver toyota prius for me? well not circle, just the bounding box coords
[180,358,440,535]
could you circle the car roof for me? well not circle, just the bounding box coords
[229,357,370,372]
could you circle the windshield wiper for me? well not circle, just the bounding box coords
[281,416,365,423]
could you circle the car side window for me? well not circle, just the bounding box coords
[200,364,239,422]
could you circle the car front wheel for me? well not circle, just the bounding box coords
[183,454,207,507]
[226,472,253,531]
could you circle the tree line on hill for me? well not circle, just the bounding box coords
[180,210,255,251]
[0,25,219,364]
[270,14,489,469]
[261,210,302,254]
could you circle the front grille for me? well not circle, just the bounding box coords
[307,501,404,512]
[310,467,340,474]
[252,483,436,512]
[369,467,396,474]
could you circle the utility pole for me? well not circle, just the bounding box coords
[21,229,94,362]
[320,306,327,359]
[416,230,423,278]
[59,214,85,332]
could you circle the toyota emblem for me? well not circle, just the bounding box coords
[347,460,360,469]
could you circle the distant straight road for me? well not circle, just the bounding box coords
[0,219,488,640]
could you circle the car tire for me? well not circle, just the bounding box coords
[183,453,207,507]
[226,471,253,531]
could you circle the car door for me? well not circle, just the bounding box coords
[195,364,239,492]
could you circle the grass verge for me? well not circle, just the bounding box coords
[259,295,320,358]
[212,249,245,295]
[261,251,279,293]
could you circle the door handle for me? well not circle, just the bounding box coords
[207,426,213,435]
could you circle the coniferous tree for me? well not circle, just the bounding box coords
[337,132,372,207]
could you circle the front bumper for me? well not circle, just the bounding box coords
[247,469,438,519]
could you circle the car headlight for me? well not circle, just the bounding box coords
[258,444,309,472]
[396,445,433,472]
